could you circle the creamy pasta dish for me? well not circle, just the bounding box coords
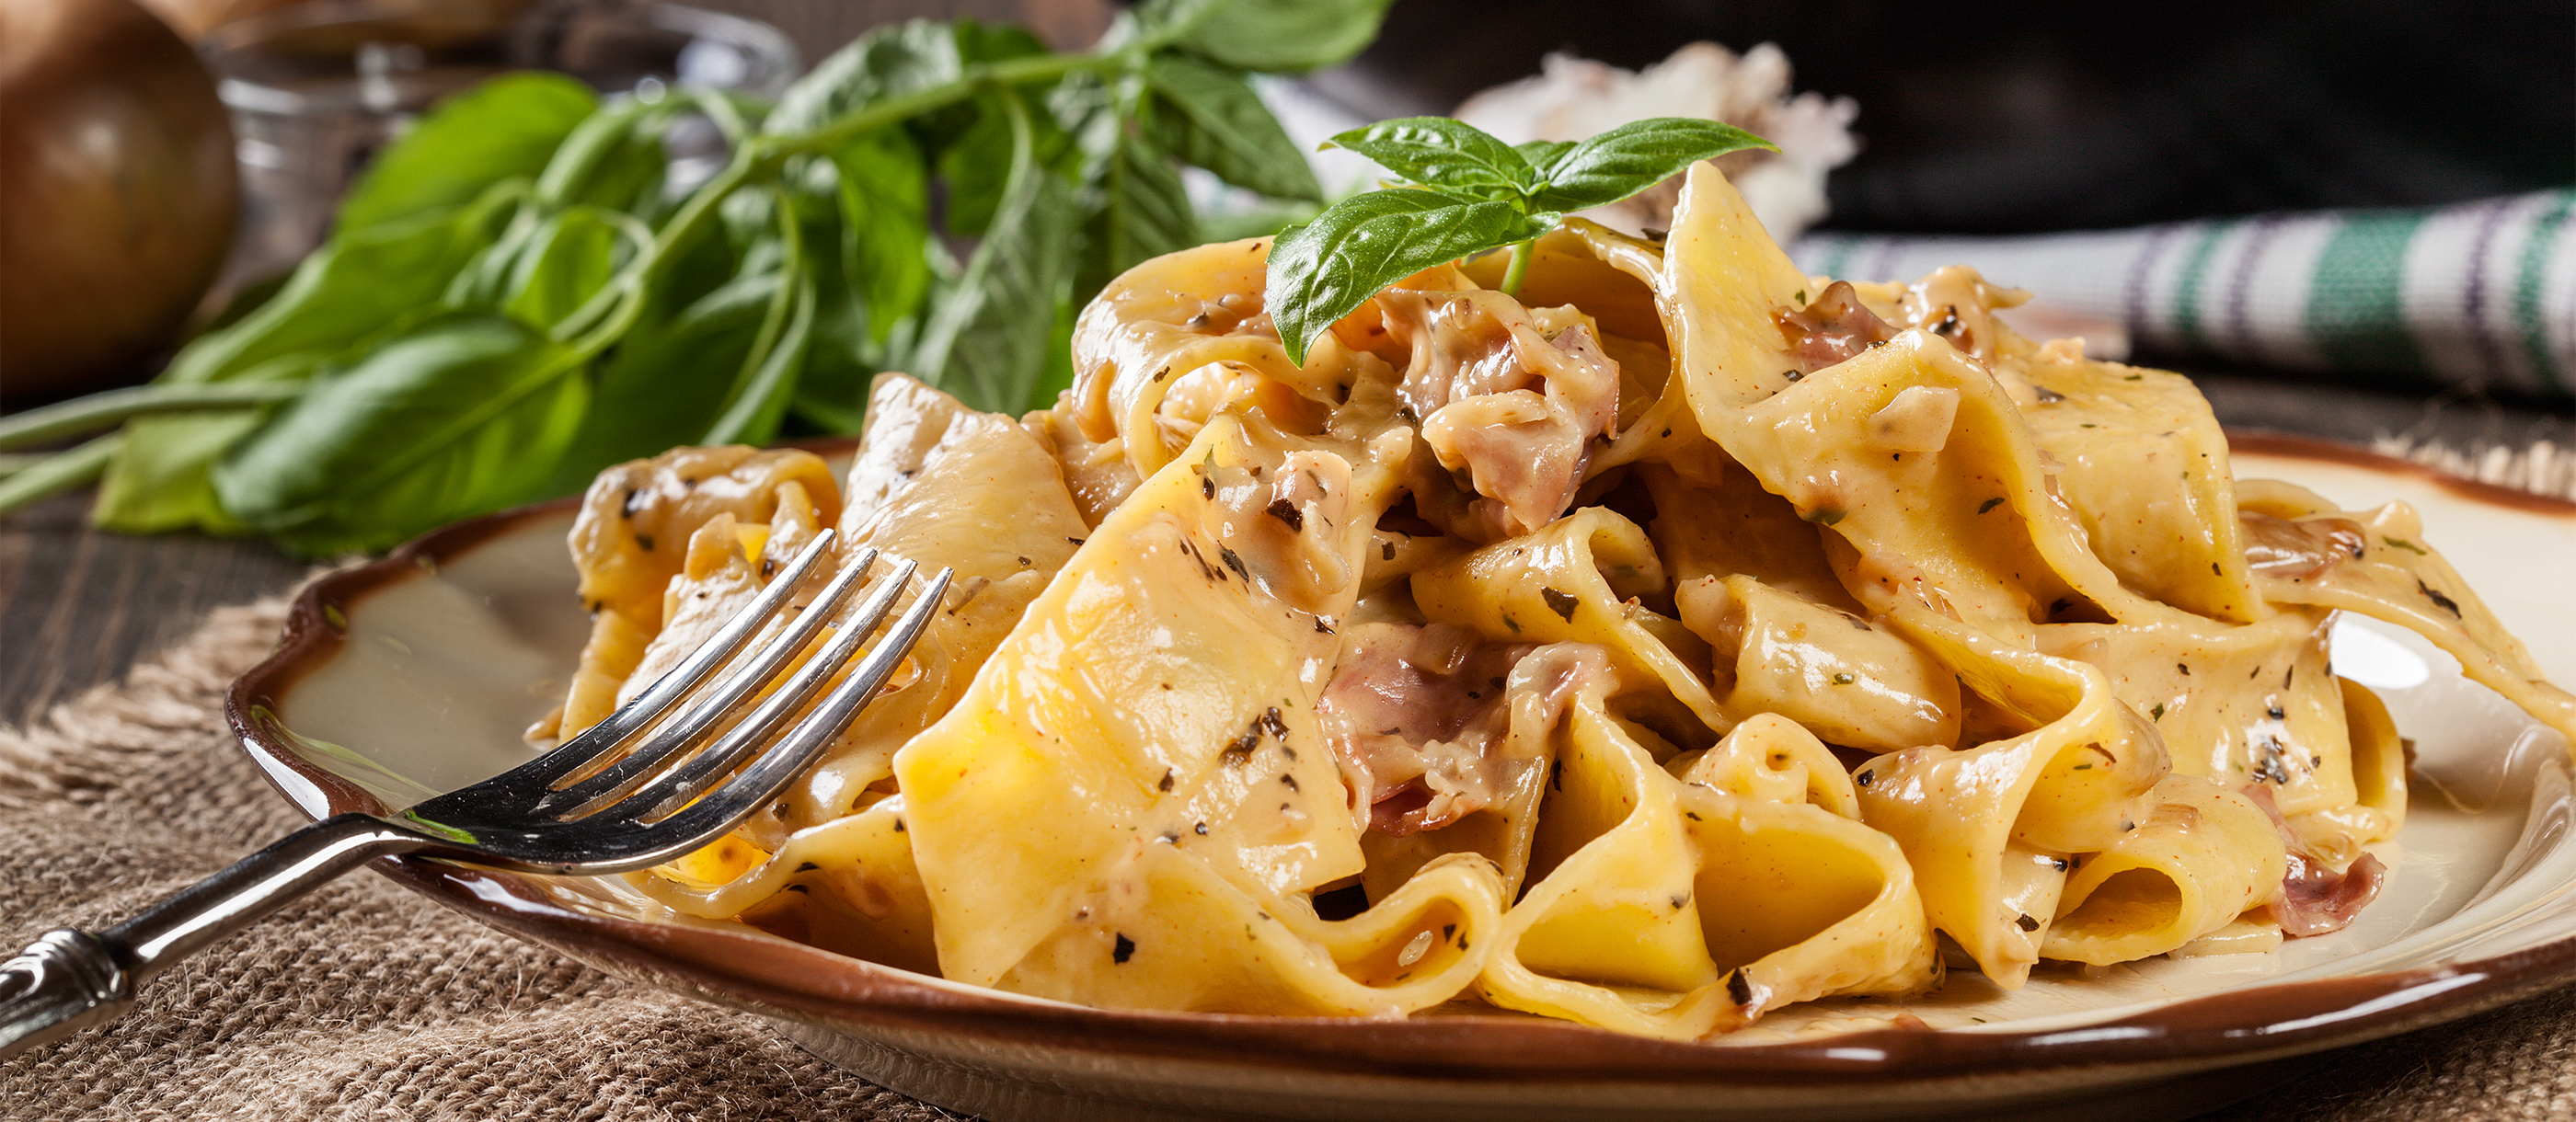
[541,164,2576,1038]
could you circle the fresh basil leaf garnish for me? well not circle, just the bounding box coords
[94,203,511,533]
[1525,118,1776,212]
[1266,191,1552,367]
[1512,139,1578,178]
[546,270,781,491]
[1269,115,1774,364]
[536,101,673,219]
[499,209,632,332]
[1324,117,1535,198]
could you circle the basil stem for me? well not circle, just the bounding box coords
[1500,240,1535,297]
[703,182,807,444]
[1271,115,1774,363]
[0,383,301,452]
[0,434,121,513]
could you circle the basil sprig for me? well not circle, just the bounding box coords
[1266,116,1775,365]
[0,0,1389,553]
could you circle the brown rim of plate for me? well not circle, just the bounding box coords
[224,432,2576,1088]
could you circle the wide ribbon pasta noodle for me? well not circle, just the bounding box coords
[892,395,1507,1013]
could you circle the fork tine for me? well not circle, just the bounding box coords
[428,530,846,814]
[531,546,885,818]
[571,555,919,822]
[592,567,952,870]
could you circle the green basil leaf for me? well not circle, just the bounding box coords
[1028,294,1080,412]
[214,313,589,554]
[907,97,1077,413]
[779,158,884,429]
[706,271,815,446]
[651,206,752,315]
[788,298,880,436]
[544,109,670,219]
[337,73,598,235]
[1524,117,1777,212]
[1266,189,1549,365]
[1326,116,1532,197]
[934,93,1022,237]
[164,205,500,386]
[1043,64,1116,141]
[548,273,780,491]
[717,189,790,273]
[828,132,932,344]
[96,205,505,532]
[788,240,890,437]
[765,19,963,136]
[951,17,1047,64]
[1075,130,1197,304]
[702,184,814,447]
[931,81,1083,239]
[442,203,547,311]
[90,373,294,534]
[500,209,629,331]
[1137,0,1395,74]
[1513,139,1576,177]
[1142,55,1318,201]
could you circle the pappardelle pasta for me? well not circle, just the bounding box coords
[541,164,2576,1038]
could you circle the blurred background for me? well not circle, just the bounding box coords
[1327,0,2574,235]
[180,0,2570,233]
[9,0,2570,415]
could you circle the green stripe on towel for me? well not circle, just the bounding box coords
[2305,210,2427,375]
[2168,223,2229,350]
[2512,191,2573,394]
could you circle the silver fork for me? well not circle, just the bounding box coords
[0,528,948,1058]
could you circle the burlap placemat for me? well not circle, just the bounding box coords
[3,440,2572,1121]
[0,601,969,1122]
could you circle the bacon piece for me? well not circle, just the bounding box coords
[2277,851,2386,937]
[1777,280,1898,373]
[1317,625,1613,836]
[1376,290,1621,540]
[2241,784,2386,935]
[1317,623,1531,834]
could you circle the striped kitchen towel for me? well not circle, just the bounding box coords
[1789,190,2576,398]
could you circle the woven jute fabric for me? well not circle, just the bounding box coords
[0,599,969,1122]
[5,441,2576,1120]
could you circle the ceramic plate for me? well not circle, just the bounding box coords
[226,435,2576,1122]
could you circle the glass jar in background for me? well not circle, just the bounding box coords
[201,0,795,288]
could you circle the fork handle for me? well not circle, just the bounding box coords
[0,813,427,1057]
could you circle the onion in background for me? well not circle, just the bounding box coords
[0,0,238,403]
